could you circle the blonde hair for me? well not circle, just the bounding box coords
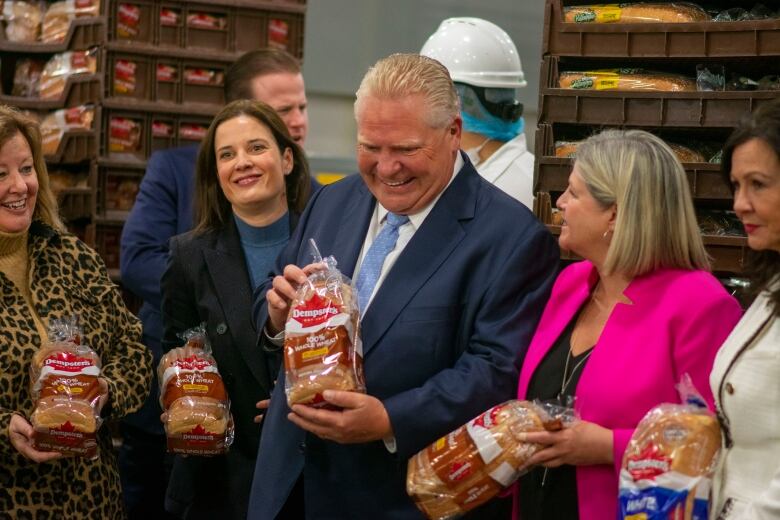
[354,53,459,128]
[576,129,709,277]
[0,106,64,231]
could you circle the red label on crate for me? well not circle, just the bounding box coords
[160,8,179,26]
[115,60,136,80]
[71,51,88,69]
[152,120,173,137]
[157,64,177,83]
[179,123,207,141]
[118,3,140,24]
[187,12,226,30]
[268,19,289,49]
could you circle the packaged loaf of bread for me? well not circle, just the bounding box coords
[284,242,365,408]
[29,316,104,458]
[39,48,97,100]
[41,0,100,43]
[618,375,720,520]
[116,2,140,38]
[40,105,94,156]
[559,69,696,92]
[3,0,43,42]
[556,138,704,163]
[12,58,45,97]
[554,140,580,158]
[109,116,142,153]
[407,400,576,520]
[158,325,234,455]
[564,3,710,24]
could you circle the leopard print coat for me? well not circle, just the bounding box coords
[0,222,152,519]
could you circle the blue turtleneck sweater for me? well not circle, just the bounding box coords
[233,212,290,290]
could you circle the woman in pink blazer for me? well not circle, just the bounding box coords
[514,129,743,520]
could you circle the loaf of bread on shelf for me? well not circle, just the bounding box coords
[39,49,98,100]
[40,106,94,156]
[555,139,704,163]
[408,400,565,520]
[559,69,696,92]
[3,0,43,42]
[41,0,100,43]
[564,3,711,24]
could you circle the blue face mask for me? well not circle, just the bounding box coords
[457,84,524,142]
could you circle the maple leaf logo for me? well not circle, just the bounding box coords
[626,444,672,481]
[291,293,340,327]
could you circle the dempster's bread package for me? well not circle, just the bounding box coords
[284,245,365,408]
[407,400,577,520]
[30,316,103,458]
[158,325,234,455]
[618,376,721,520]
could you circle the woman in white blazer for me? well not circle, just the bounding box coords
[710,99,780,519]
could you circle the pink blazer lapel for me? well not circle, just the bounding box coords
[517,262,597,399]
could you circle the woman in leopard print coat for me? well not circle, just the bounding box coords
[0,107,152,518]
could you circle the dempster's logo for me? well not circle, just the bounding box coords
[44,352,94,372]
[471,404,504,430]
[291,293,340,327]
[626,444,672,481]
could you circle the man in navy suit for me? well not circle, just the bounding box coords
[248,53,559,519]
[118,49,309,519]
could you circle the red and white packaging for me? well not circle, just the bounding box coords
[109,117,142,153]
[113,59,136,95]
[158,325,234,455]
[159,7,179,26]
[284,247,365,408]
[156,64,177,83]
[29,317,103,458]
[186,12,226,30]
[116,2,140,38]
[152,120,174,138]
[179,123,207,141]
[184,68,224,86]
[268,18,289,50]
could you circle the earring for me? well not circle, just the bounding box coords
[602,229,611,239]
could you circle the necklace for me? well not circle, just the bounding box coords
[559,347,592,399]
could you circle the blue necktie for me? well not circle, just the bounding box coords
[355,213,409,314]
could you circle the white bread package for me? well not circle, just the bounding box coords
[618,376,721,520]
[158,325,234,455]
[284,243,365,408]
[30,316,102,458]
[407,400,576,520]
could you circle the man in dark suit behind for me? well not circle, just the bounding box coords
[248,53,560,519]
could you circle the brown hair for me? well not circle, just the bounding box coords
[225,49,302,103]
[721,98,780,314]
[194,99,310,233]
[0,105,64,231]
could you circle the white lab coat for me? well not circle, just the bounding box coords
[475,133,534,210]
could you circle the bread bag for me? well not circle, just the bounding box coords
[407,400,576,520]
[564,3,710,24]
[556,139,705,162]
[158,325,234,455]
[618,375,721,520]
[39,48,97,100]
[2,0,43,42]
[284,243,365,408]
[30,316,103,458]
[559,69,696,92]
[41,0,100,43]
[40,105,94,156]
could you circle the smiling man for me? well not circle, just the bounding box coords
[248,53,559,519]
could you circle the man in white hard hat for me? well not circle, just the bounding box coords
[421,17,534,209]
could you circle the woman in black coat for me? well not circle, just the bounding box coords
[160,99,312,519]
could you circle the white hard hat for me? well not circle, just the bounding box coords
[420,17,527,89]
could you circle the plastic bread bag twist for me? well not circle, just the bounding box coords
[618,374,721,520]
[284,239,366,408]
[407,399,578,520]
[158,324,235,455]
[29,315,103,458]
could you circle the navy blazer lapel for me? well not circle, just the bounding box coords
[203,221,272,394]
[360,161,478,356]
[327,182,374,278]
